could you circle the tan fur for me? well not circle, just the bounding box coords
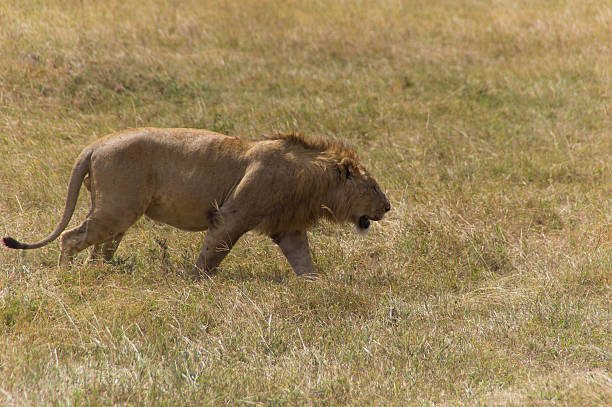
[3,128,390,277]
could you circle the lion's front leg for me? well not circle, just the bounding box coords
[271,231,316,277]
[190,227,246,279]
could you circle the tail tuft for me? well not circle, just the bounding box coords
[3,237,24,249]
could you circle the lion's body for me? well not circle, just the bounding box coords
[3,128,390,277]
[88,129,249,231]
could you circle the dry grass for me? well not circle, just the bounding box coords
[0,0,610,405]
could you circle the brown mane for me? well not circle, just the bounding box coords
[252,133,364,234]
[265,133,360,163]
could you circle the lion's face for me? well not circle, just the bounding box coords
[336,157,390,231]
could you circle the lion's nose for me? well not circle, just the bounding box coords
[384,202,391,212]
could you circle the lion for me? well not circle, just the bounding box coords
[3,128,390,278]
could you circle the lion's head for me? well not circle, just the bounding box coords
[257,133,390,235]
[330,156,391,232]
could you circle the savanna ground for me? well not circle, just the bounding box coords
[0,0,610,405]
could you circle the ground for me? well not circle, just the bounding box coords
[0,0,610,405]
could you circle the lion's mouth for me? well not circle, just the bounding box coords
[358,215,371,230]
[356,213,386,231]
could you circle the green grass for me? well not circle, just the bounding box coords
[1,0,610,405]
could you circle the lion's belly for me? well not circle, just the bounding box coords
[144,176,234,231]
[145,199,212,232]
[142,153,245,231]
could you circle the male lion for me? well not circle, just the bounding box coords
[3,128,390,277]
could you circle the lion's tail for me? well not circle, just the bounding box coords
[3,148,93,250]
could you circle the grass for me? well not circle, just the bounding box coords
[0,0,610,405]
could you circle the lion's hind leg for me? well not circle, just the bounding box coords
[86,233,125,263]
[100,233,124,261]
[59,219,104,267]
[59,210,137,267]
[87,243,102,263]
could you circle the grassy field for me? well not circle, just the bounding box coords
[0,0,610,405]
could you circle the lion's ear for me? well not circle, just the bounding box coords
[338,157,356,180]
